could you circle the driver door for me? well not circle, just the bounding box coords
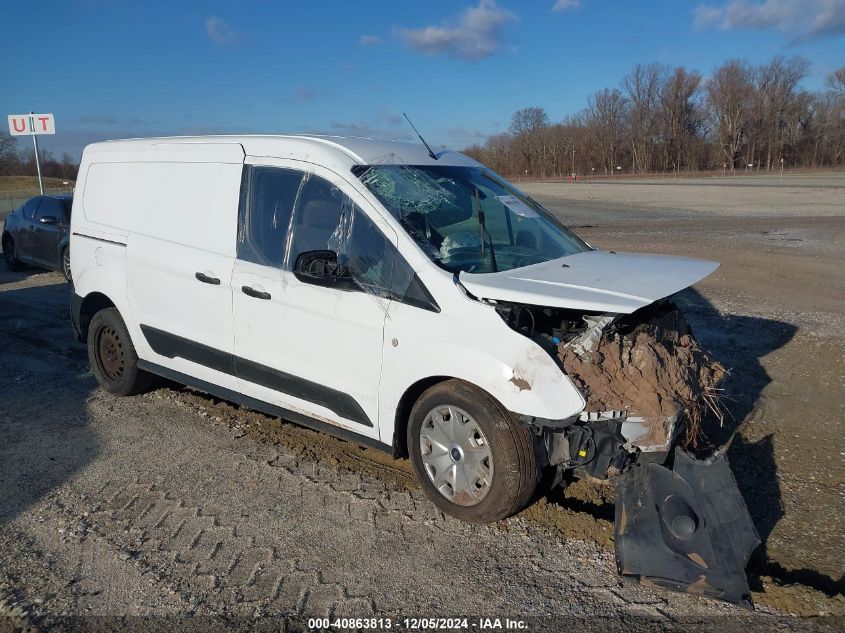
[231,159,394,441]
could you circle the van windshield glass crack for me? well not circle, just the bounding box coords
[352,165,589,274]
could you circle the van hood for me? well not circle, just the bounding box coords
[458,250,719,313]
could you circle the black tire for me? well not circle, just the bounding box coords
[407,380,538,523]
[87,307,154,396]
[2,234,25,271]
[61,246,71,282]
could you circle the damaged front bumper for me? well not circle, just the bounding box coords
[525,413,759,607]
[615,448,760,608]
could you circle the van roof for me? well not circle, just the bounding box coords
[82,134,481,168]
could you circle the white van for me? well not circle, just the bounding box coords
[70,135,758,602]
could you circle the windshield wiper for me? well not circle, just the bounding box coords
[473,188,498,273]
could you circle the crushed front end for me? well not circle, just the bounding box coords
[499,298,759,606]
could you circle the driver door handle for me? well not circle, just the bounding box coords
[242,285,271,300]
[195,271,220,285]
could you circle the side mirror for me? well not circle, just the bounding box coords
[293,250,357,290]
[39,215,59,225]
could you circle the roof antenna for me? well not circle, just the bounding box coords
[403,113,438,160]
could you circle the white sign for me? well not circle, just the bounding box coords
[496,195,538,218]
[8,113,55,136]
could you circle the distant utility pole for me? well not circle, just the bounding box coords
[571,146,575,180]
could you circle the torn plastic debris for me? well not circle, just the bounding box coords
[563,314,618,357]
[615,448,760,608]
[580,409,681,454]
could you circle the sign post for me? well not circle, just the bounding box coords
[7,112,56,195]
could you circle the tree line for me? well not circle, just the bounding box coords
[0,133,78,181]
[464,58,845,178]
[2,56,842,183]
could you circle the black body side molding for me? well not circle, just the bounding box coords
[141,325,234,375]
[136,360,390,454]
[139,325,373,428]
[71,232,127,247]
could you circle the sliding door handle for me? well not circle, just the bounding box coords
[242,285,271,300]
[195,271,221,285]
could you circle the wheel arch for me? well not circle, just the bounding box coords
[391,375,526,460]
[392,376,453,458]
[77,291,117,343]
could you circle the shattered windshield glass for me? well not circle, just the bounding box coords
[352,165,590,274]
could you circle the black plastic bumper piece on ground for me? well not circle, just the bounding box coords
[614,448,760,608]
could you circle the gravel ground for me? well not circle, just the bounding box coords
[1,173,843,631]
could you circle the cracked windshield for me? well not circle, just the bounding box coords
[354,165,590,273]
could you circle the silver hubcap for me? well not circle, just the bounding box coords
[63,250,70,279]
[419,405,494,506]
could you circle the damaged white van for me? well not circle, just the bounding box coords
[70,135,758,606]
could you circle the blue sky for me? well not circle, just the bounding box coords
[2,0,843,159]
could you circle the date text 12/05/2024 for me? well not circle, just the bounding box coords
[307,617,529,630]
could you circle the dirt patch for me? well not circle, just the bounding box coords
[558,302,727,446]
[753,577,845,617]
[159,387,418,489]
[163,377,845,617]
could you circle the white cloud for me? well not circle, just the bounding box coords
[694,0,845,41]
[552,0,581,11]
[397,0,518,62]
[205,16,238,45]
[360,34,382,46]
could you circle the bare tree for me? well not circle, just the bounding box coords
[707,60,754,170]
[509,107,549,176]
[0,133,19,175]
[622,63,664,173]
[60,153,78,180]
[754,56,810,169]
[826,66,845,94]
[585,89,628,174]
[659,67,704,172]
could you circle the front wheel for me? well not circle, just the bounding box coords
[407,380,538,523]
[87,307,153,396]
[2,235,25,271]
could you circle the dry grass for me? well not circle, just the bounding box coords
[0,176,73,194]
[679,382,730,449]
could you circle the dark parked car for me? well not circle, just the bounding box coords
[2,194,73,281]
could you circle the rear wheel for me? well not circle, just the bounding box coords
[61,246,71,282]
[2,234,25,271]
[407,380,538,523]
[87,308,153,396]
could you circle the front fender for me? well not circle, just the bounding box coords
[380,301,585,442]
